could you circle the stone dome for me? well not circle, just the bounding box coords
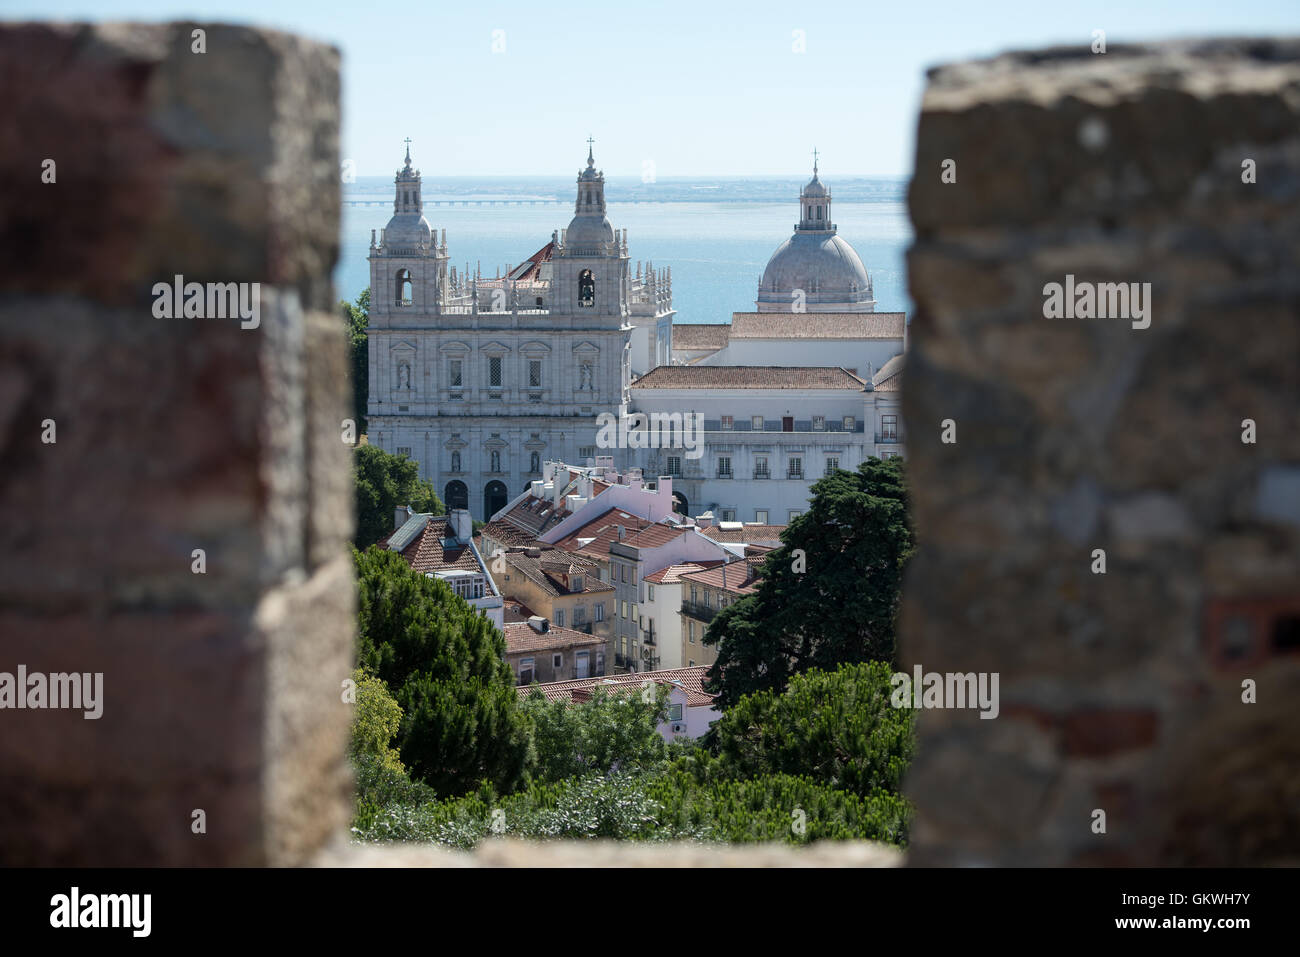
[757,232,872,308]
[383,210,432,248]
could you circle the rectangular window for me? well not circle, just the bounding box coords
[788,456,803,479]
[754,455,769,479]
[620,565,628,583]
[396,447,412,458]
[789,509,802,521]
[552,653,563,669]
[488,356,502,388]
[882,414,898,439]
[578,446,596,459]
[666,456,682,476]
[812,415,825,431]
[688,621,696,642]
[528,359,542,388]
[825,456,839,476]
[721,415,734,431]
[843,415,856,431]
[554,609,565,627]
[669,703,683,722]
[721,508,736,522]
[690,586,698,604]
[595,603,604,622]
[648,585,655,601]
[448,359,463,388]
[621,601,629,619]
[688,659,695,667]
[717,456,731,478]
[751,415,764,431]
[519,658,534,684]
[704,591,712,608]
[755,509,769,524]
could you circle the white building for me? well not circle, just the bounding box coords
[624,362,902,522]
[366,143,674,521]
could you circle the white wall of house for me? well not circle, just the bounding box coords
[642,580,685,670]
[698,336,902,377]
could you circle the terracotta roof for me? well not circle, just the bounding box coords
[672,323,730,351]
[872,353,904,392]
[643,560,724,585]
[622,522,690,549]
[680,560,761,595]
[506,241,556,282]
[504,621,605,655]
[552,508,654,560]
[386,515,482,574]
[630,366,866,390]
[506,551,613,597]
[701,524,787,544]
[517,666,717,708]
[503,599,536,623]
[491,492,573,538]
[480,520,543,548]
[729,312,906,339]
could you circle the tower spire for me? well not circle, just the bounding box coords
[812,146,819,176]
[404,137,412,165]
[586,135,595,167]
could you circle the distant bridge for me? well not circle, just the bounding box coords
[343,199,560,207]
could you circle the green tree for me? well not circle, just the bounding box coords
[704,457,912,707]
[522,684,670,785]
[353,444,444,548]
[348,667,405,774]
[354,547,533,798]
[707,662,914,797]
[340,287,370,433]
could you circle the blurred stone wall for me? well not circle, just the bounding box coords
[0,22,353,865]
[902,39,1300,865]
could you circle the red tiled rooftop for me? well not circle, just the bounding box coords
[516,666,717,708]
[504,621,605,655]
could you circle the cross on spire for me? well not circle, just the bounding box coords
[587,135,595,165]
[812,147,819,175]
[404,137,412,163]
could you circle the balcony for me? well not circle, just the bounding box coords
[681,601,716,623]
[752,468,770,480]
[716,468,732,479]
[875,433,900,444]
[787,468,804,480]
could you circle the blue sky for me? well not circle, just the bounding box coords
[5,0,1297,175]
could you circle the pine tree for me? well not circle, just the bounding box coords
[704,457,912,707]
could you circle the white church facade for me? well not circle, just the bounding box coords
[621,161,907,521]
[365,143,675,520]
[365,147,904,524]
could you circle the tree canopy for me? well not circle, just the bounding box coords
[341,287,370,433]
[703,457,912,707]
[353,444,444,548]
[354,546,532,798]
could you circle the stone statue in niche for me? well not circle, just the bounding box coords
[397,362,411,390]
[579,361,593,390]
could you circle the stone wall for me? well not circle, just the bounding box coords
[902,39,1300,865]
[0,22,352,865]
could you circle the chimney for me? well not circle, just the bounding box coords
[527,615,549,634]
[394,504,411,531]
[531,480,544,498]
[567,495,587,511]
[697,511,713,529]
[449,508,472,543]
[526,547,542,558]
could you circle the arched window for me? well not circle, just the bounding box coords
[484,481,508,519]
[395,269,413,305]
[578,270,595,307]
[444,480,469,511]
[451,451,461,472]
